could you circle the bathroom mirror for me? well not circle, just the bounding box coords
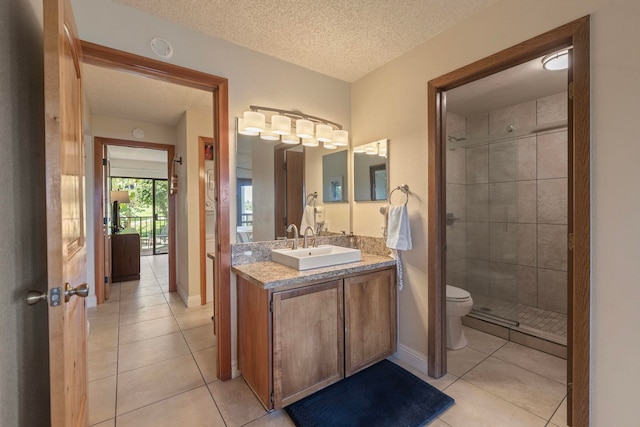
[353,139,389,201]
[322,150,348,203]
[235,118,352,242]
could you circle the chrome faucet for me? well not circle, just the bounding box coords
[303,226,317,248]
[286,224,299,249]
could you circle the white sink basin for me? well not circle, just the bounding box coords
[271,245,362,271]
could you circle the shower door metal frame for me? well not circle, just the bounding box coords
[427,16,591,427]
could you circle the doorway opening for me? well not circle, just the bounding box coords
[427,16,590,426]
[83,41,232,380]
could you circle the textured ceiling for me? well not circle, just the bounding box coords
[83,63,212,126]
[113,0,500,82]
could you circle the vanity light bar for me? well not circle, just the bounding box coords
[241,105,348,147]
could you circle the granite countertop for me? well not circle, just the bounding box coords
[232,253,396,289]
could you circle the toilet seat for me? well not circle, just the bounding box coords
[446,285,471,301]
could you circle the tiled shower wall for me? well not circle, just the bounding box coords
[446,92,568,315]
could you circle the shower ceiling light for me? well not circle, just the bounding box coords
[542,49,569,70]
[239,105,348,150]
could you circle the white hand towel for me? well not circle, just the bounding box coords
[386,205,412,251]
[300,205,315,232]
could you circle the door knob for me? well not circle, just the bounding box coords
[65,283,90,302]
[25,290,47,305]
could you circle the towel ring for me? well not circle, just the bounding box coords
[389,185,409,206]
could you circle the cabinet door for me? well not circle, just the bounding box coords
[344,268,397,376]
[272,280,344,408]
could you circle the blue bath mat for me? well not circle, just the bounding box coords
[285,359,454,427]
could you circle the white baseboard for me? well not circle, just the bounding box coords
[232,359,241,379]
[394,343,429,374]
[177,286,201,308]
[85,295,97,309]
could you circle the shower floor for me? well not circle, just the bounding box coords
[472,294,567,343]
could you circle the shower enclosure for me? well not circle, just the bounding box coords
[445,92,568,345]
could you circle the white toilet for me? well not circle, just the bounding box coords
[446,285,473,350]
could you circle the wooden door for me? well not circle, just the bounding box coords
[44,0,89,425]
[344,268,397,376]
[272,280,344,408]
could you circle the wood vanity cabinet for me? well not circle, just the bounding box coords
[344,268,397,376]
[237,266,396,410]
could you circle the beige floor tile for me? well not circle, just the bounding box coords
[464,326,508,355]
[389,357,458,391]
[549,397,568,426]
[120,284,163,298]
[440,380,547,427]
[492,342,566,384]
[88,312,119,332]
[118,332,190,373]
[119,303,173,326]
[243,409,296,427]
[463,356,566,419]
[91,419,114,427]
[447,346,488,377]
[89,301,120,316]
[207,377,267,427]
[428,420,452,427]
[106,285,121,301]
[119,294,168,312]
[89,326,119,353]
[121,278,161,290]
[193,346,218,383]
[118,316,180,345]
[175,309,214,331]
[182,324,217,352]
[116,386,225,427]
[88,375,116,426]
[116,354,204,415]
[89,347,118,381]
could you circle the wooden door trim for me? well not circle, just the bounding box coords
[83,42,232,380]
[93,137,177,299]
[427,16,590,426]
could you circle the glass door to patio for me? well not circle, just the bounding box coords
[110,177,168,256]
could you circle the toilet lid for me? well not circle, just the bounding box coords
[446,285,471,301]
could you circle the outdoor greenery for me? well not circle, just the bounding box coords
[110,177,168,245]
[110,177,168,218]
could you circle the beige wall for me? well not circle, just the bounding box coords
[174,109,213,305]
[352,0,640,424]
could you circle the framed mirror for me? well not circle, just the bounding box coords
[322,150,348,203]
[354,139,389,201]
[235,118,351,242]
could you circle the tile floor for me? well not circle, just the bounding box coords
[88,255,568,426]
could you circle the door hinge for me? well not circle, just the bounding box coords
[270,392,275,404]
[269,300,274,312]
[104,276,108,284]
[103,217,108,225]
[568,232,575,251]
[102,158,107,166]
[568,81,575,100]
[567,381,573,399]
